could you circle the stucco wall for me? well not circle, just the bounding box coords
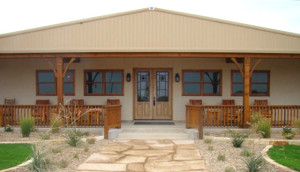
[0,58,299,121]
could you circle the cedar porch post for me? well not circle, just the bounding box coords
[56,57,64,105]
[243,57,251,127]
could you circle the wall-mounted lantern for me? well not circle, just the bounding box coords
[175,73,180,82]
[126,73,131,82]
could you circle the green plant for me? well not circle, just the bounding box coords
[64,129,81,147]
[204,138,212,144]
[73,153,79,159]
[282,126,293,134]
[50,115,64,133]
[28,144,50,172]
[51,148,61,154]
[229,130,248,148]
[41,133,50,140]
[74,130,89,137]
[257,118,271,138]
[250,112,263,133]
[84,147,89,152]
[244,155,264,172]
[86,137,96,144]
[217,153,226,161]
[281,126,297,139]
[208,146,214,151]
[225,167,236,172]
[4,125,13,132]
[240,149,252,157]
[20,117,35,137]
[58,160,68,168]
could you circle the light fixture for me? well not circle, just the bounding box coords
[175,73,180,82]
[126,73,131,82]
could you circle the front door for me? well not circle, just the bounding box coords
[133,68,172,119]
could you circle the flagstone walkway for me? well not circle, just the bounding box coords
[77,139,206,172]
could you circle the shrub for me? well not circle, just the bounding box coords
[281,126,297,139]
[240,149,252,157]
[28,144,50,171]
[244,155,264,172]
[208,146,214,151]
[73,153,79,159]
[20,117,35,137]
[50,115,64,133]
[217,153,226,161]
[4,125,13,132]
[86,138,96,144]
[250,112,263,133]
[58,160,68,168]
[84,147,89,152]
[204,138,212,144]
[225,167,236,172]
[229,130,248,148]
[74,130,89,137]
[41,134,50,140]
[51,148,61,154]
[64,129,81,147]
[257,118,271,138]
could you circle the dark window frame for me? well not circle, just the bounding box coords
[182,70,222,96]
[84,69,124,96]
[231,70,270,96]
[36,70,75,96]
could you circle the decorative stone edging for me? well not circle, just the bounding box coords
[0,159,33,172]
[261,145,297,172]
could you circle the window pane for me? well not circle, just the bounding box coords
[64,71,74,82]
[233,72,243,82]
[204,72,220,82]
[204,83,219,94]
[137,72,149,102]
[106,72,122,82]
[64,83,74,94]
[106,83,122,94]
[251,84,268,94]
[86,72,102,82]
[233,84,243,94]
[184,72,200,82]
[38,72,55,82]
[183,84,200,94]
[252,73,268,83]
[39,83,55,94]
[156,72,169,102]
[86,83,102,94]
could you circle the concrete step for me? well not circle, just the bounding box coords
[121,127,186,133]
[117,132,190,140]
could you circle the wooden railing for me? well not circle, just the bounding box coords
[186,105,204,139]
[186,105,300,128]
[104,105,122,139]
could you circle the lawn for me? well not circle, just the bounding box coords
[268,145,300,171]
[0,144,32,170]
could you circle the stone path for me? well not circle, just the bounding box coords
[77,139,206,172]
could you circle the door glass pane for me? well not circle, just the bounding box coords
[137,72,150,102]
[156,72,169,102]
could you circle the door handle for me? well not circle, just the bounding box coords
[153,97,156,106]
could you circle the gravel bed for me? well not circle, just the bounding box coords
[195,138,291,172]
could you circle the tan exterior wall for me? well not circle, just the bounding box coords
[0,9,300,53]
[0,58,299,121]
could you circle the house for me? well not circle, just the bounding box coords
[0,8,300,129]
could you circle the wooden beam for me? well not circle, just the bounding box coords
[250,59,262,77]
[45,59,57,77]
[0,52,300,59]
[56,57,64,105]
[231,57,244,78]
[63,57,76,77]
[243,57,251,128]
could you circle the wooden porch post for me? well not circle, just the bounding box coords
[243,57,251,127]
[56,57,64,105]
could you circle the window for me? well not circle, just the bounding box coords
[231,70,270,96]
[84,70,123,96]
[36,70,75,96]
[182,70,222,96]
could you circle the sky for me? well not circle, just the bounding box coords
[0,0,299,35]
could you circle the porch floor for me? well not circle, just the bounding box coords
[77,139,206,172]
